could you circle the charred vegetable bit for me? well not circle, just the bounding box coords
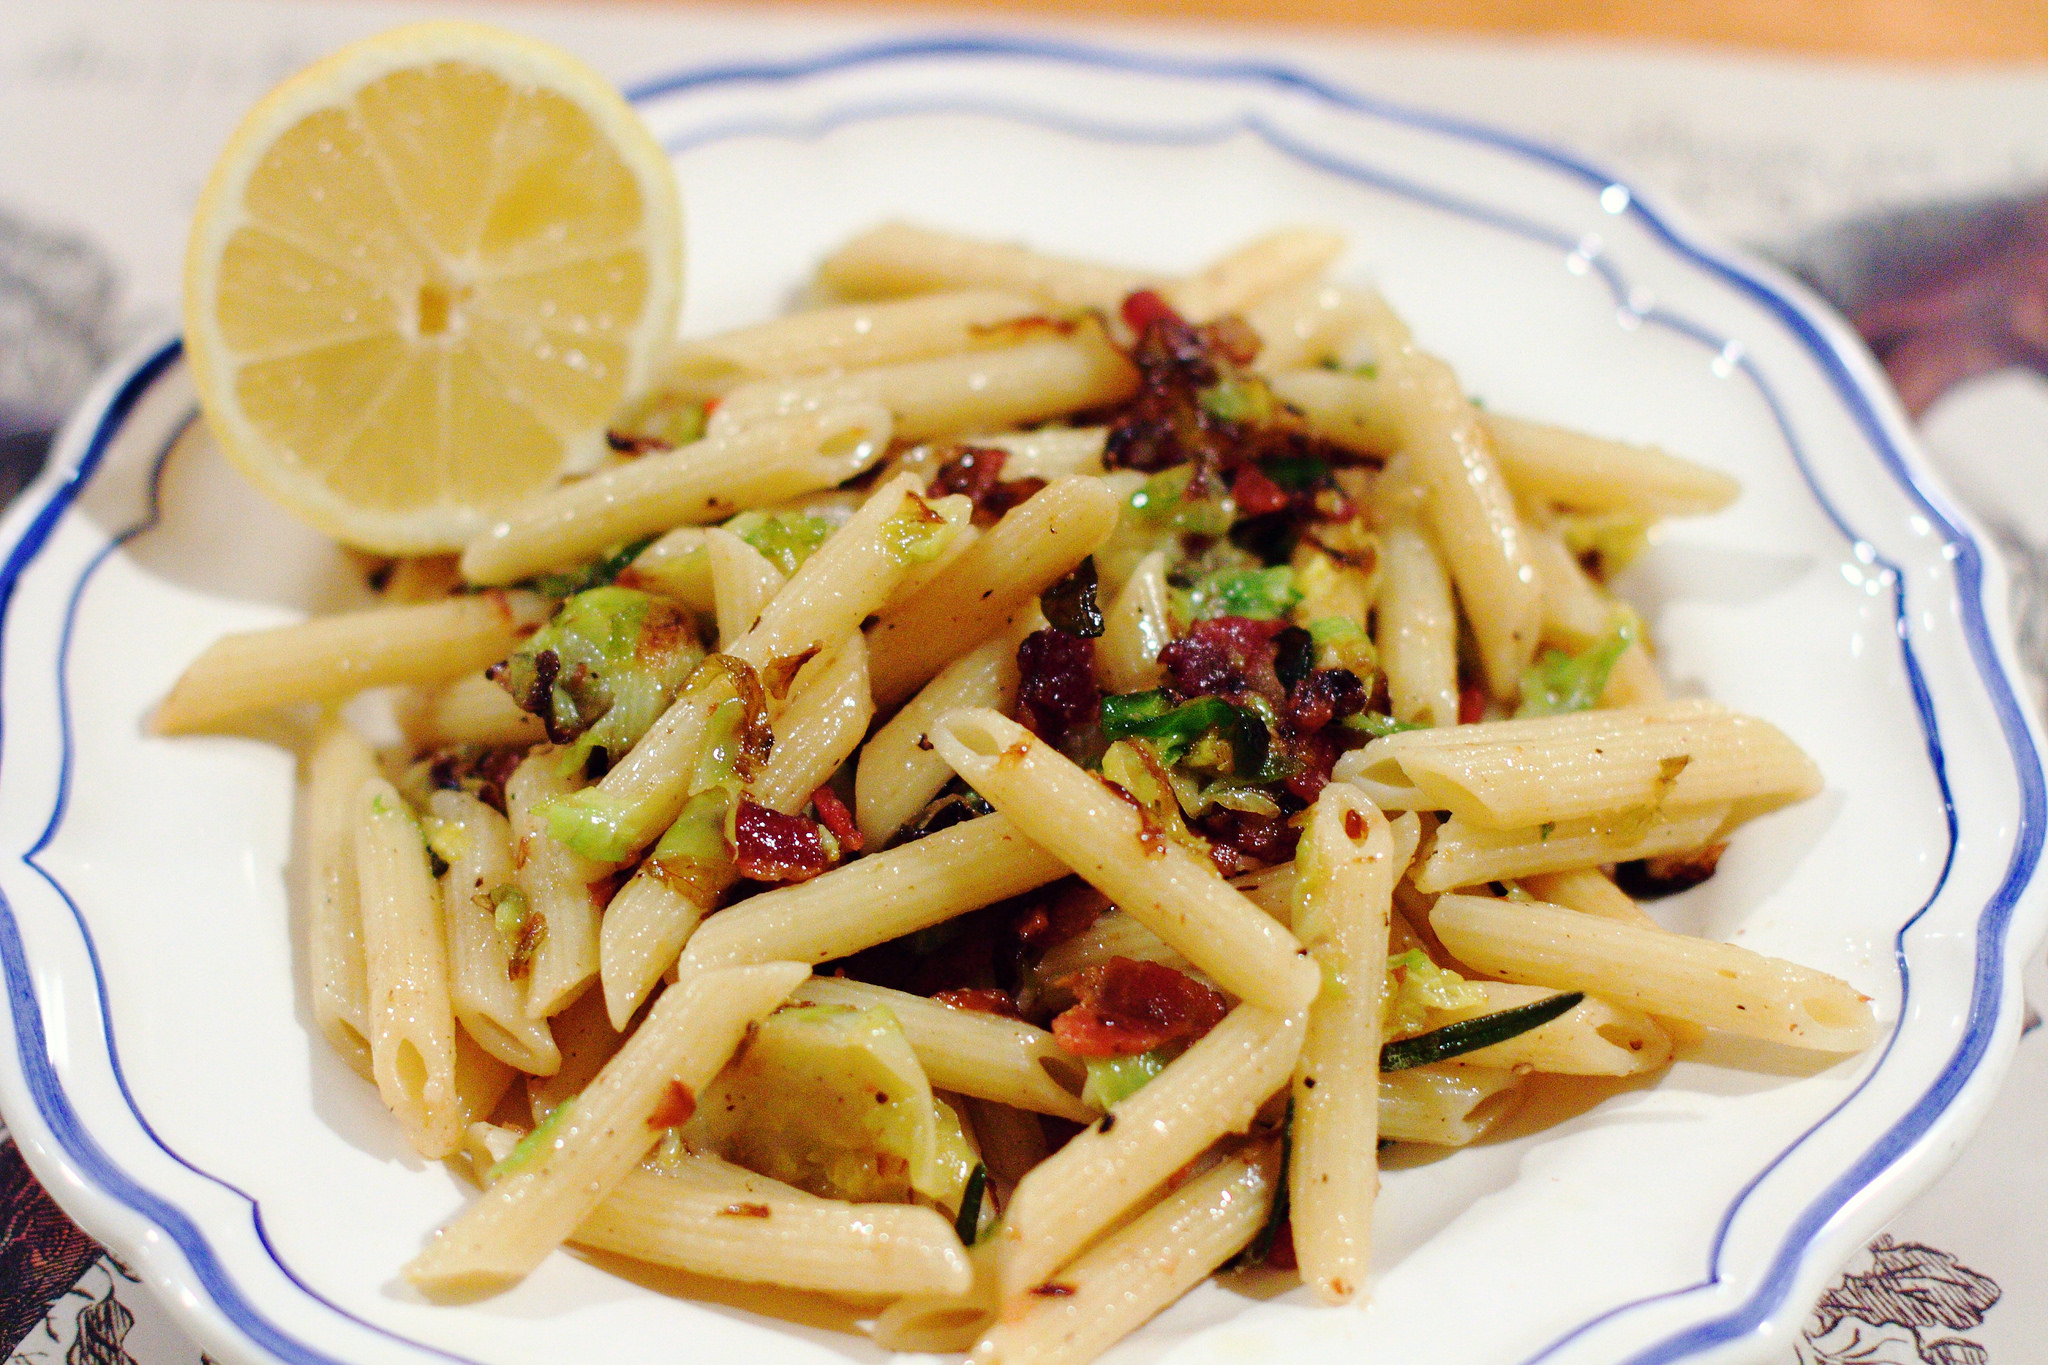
[1616,843,1729,899]
[725,510,835,575]
[608,389,706,455]
[521,535,658,600]
[1379,991,1586,1072]
[1040,557,1105,639]
[927,444,1047,526]
[954,1163,989,1246]
[880,491,956,565]
[1126,463,1236,537]
[419,745,524,814]
[1051,956,1229,1058]
[490,587,704,765]
[1517,617,1636,717]
[898,784,996,844]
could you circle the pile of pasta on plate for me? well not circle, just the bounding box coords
[161,219,1877,1365]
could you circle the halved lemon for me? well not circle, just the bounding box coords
[183,22,682,553]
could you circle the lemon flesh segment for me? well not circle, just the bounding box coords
[186,23,681,554]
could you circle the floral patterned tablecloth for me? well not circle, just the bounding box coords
[1,3,2044,1362]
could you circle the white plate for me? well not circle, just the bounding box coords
[2,33,2044,1365]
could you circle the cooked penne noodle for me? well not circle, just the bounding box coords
[867,476,1120,708]
[506,754,605,1019]
[460,405,894,586]
[1337,699,1821,831]
[404,961,808,1291]
[933,710,1321,1014]
[353,776,461,1159]
[1246,283,1381,373]
[677,814,1068,977]
[819,221,1155,311]
[708,333,1137,446]
[1430,895,1877,1051]
[1167,227,1345,321]
[1415,804,1732,892]
[466,1125,972,1298]
[794,978,1092,1121]
[395,672,546,751]
[653,288,1045,398]
[306,717,377,1081]
[995,1002,1304,1302]
[1482,411,1741,518]
[705,527,787,647]
[973,1147,1276,1365]
[1378,1064,1524,1145]
[871,1238,1003,1354]
[1434,982,1671,1075]
[1520,867,1660,928]
[154,591,550,734]
[752,638,874,813]
[1094,549,1171,694]
[856,608,1038,847]
[1289,787,1396,1304]
[429,789,561,1075]
[1373,516,1461,728]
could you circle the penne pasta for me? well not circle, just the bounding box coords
[677,813,1068,977]
[1336,699,1821,831]
[973,1147,1276,1365]
[460,404,894,587]
[1433,982,1671,1075]
[429,789,562,1075]
[708,332,1137,446]
[1289,786,1397,1304]
[855,607,1038,847]
[154,591,550,734]
[652,287,1044,399]
[819,221,1155,312]
[395,672,546,751]
[1482,411,1741,518]
[1430,894,1877,1051]
[1373,516,1461,728]
[705,526,787,648]
[505,754,605,1019]
[1378,1065,1524,1145]
[1413,803,1732,892]
[305,717,378,1081]
[353,776,461,1158]
[1166,227,1345,321]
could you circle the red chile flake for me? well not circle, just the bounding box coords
[732,800,831,882]
[810,785,863,854]
[1120,289,1182,335]
[1051,956,1230,1058]
[1030,1283,1078,1299]
[647,1080,696,1129]
[1229,464,1293,518]
[1343,808,1368,840]
[1458,678,1489,725]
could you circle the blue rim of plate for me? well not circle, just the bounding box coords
[0,32,2038,1365]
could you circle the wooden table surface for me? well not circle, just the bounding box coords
[647,0,2048,63]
